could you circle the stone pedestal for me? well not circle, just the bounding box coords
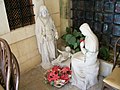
[99,59,113,77]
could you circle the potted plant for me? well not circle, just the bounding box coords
[99,46,110,61]
[61,27,84,52]
[98,46,114,77]
[61,27,113,77]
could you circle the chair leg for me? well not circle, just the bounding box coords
[101,82,105,90]
[101,82,116,90]
[101,82,104,90]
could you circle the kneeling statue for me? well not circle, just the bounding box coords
[71,23,99,90]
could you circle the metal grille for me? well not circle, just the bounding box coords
[4,0,35,30]
[70,0,120,48]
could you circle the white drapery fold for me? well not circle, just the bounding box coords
[35,5,58,69]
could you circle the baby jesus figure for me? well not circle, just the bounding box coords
[52,46,72,66]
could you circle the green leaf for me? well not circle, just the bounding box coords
[66,27,71,33]
[61,34,67,40]
[61,27,83,52]
[50,81,54,86]
[73,30,82,37]
[99,46,110,60]
[65,34,73,42]
[74,42,78,49]
[80,36,85,40]
[77,39,80,45]
[68,36,76,45]
[75,48,80,52]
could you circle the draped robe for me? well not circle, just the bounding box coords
[35,5,58,69]
[71,23,99,90]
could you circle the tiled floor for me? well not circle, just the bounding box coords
[19,65,107,90]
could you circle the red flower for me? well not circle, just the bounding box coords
[80,39,84,43]
[47,71,60,82]
[61,74,69,82]
[52,65,61,71]
[61,66,71,74]
[45,65,72,87]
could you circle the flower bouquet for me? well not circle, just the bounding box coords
[44,65,72,88]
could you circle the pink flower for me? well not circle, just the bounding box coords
[61,74,69,82]
[47,70,51,73]
[52,65,61,71]
[61,66,71,74]
[47,71,60,82]
[45,65,72,87]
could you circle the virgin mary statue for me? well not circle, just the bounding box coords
[35,5,58,69]
[71,23,99,90]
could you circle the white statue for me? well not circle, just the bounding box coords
[52,46,72,66]
[35,5,58,69]
[71,23,99,90]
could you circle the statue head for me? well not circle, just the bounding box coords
[65,46,71,52]
[39,5,49,18]
[79,23,99,52]
[79,23,93,37]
